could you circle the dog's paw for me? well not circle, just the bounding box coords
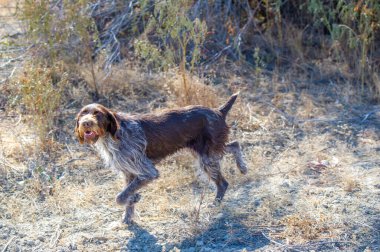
[212,196,226,207]
[122,206,136,225]
[122,216,135,225]
[122,214,135,225]
[238,162,248,175]
[116,192,129,205]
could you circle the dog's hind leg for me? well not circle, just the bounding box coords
[200,155,229,202]
[225,141,248,174]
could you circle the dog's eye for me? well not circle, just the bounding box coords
[82,110,88,114]
[93,111,100,115]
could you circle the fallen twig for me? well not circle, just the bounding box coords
[256,99,296,124]
[0,52,28,68]
[361,108,380,122]
[49,224,62,248]
[1,236,15,252]
[0,159,20,171]
[289,240,357,250]
[54,158,86,168]
[14,113,22,126]
[260,231,302,252]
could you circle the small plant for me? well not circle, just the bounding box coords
[16,63,68,147]
[342,176,361,192]
[305,0,380,90]
[279,214,340,244]
[20,0,97,63]
[253,47,263,75]
[190,186,206,225]
[135,0,207,104]
[20,0,99,97]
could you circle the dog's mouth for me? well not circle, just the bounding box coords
[84,130,97,141]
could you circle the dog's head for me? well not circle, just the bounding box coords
[75,104,119,144]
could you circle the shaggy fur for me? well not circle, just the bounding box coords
[75,93,247,224]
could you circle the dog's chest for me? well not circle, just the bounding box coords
[94,137,120,169]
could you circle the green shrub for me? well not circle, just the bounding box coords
[134,0,207,103]
[16,63,68,147]
[305,0,380,88]
[20,0,97,64]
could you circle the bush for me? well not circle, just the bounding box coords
[304,0,380,88]
[20,0,97,65]
[16,63,68,147]
[18,0,380,98]
[135,0,207,104]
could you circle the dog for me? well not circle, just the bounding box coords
[75,93,247,224]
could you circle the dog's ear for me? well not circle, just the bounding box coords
[74,115,84,144]
[106,110,120,141]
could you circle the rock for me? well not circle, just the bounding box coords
[69,243,78,250]
[281,182,290,188]
[57,246,69,252]
[214,213,223,219]
[196,240,204,247]
[254,199,261,207]
[0,234,9,240]
[24,240,35,246]
[182,247,196,252]
[200,248,212,252]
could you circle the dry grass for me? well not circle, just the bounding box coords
[1,2,379,249]
[0,65,379,251]
[10,63,68,149]
[164,71,221,108]
[79,57,137,98]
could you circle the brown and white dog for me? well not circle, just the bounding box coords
[75,93,247,224]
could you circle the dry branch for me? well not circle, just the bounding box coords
[1,236,15,252]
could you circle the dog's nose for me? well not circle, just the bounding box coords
[82,120,94,128]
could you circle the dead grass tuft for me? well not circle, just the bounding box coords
[79,57,133,98]
[342,176,361,192]
[279,213,341,244]
[164,72,220,108]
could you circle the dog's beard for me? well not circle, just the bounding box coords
[78,125,104,144]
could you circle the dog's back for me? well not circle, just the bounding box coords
[123,106,225,161]
[120,93,239,161]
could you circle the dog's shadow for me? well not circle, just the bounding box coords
[123,208,270,251]
[176,209,270,251]
[124,223,162,252]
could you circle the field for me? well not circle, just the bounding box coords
[1,69,379,251]
[1,1,380,251]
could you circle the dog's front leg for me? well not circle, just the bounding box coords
[117,176,152,224]
[116,175,157,205]
[122,193,141,224]
[116,159,159,224]
[121,174,141,224]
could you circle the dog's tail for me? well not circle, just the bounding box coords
[219,92,239,119]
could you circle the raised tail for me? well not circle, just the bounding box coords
[218,92,239,119]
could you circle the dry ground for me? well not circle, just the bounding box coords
[0,69,380,251]
[0,2,379,251]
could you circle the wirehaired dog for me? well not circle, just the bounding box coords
[75,93,247,224]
